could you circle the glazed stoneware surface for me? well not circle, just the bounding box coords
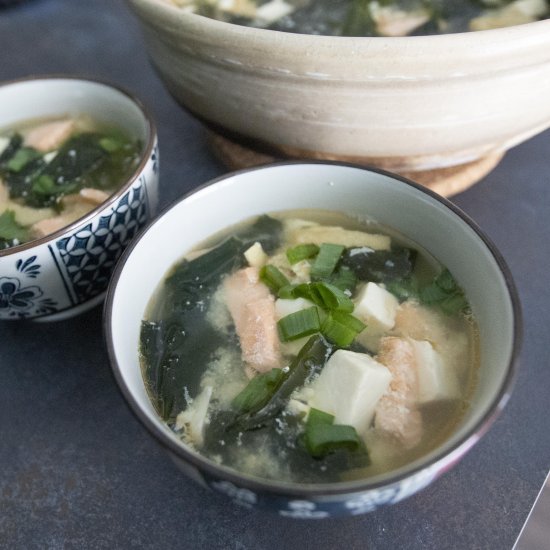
[0,78,159,320]
[129,0,550,174]
[106,163,519,516]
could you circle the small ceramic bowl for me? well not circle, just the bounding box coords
[127,0,550,192]
[0,76,159,321]
[105,162,521,517]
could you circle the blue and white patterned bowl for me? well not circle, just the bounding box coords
[105,162,520,517]
[0,76,159,321]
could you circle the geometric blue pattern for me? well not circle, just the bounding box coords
[55,180,148,302]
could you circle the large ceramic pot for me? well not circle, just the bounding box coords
[127,0,550,193]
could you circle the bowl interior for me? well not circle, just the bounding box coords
[0,77,151,146]
[108,163,518,488]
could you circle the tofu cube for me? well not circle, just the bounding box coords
[353,282,399,333]
[310,349,392,434]
[255,0,294,25]
[244,241,268,268]
[409,339,460,403]
[0,136,10,156]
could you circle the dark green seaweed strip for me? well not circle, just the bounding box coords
[341,246,416,283]
[230,334,333,432]
[140,215,283,421]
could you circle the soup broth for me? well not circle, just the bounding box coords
[168,0,549,36]
[0,115,141,249]
[140,211,478,484]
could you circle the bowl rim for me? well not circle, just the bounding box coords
[131,0,550,48]
[104,160,522,498]
[0,74,157,258]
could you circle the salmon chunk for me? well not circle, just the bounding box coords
[223,267,281,373]
[374,336,423,449]
[395,300,470,376]
[24,119,75,152]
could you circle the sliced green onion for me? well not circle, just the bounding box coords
[0,209,29,243]
[310,243,345,280]
[286,243,319,265]
[321,312,365,347]
[331,311,366,333]
[283,283,312,301]
[307,407,334,427]
[99,136,124,153]
[305,423,362,457]
[232,368,286,414]
[260,265,290,293]
[303,408,362,458]
[277,306,321,342]
[277,281,353,313]
[312,282,354,313]
[6,147,40,172]
[277,284,298,299]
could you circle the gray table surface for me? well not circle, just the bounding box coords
[1,1,549,548]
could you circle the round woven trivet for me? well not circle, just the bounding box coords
[208,132,503,197]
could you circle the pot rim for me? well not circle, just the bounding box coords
[130,0,550,53]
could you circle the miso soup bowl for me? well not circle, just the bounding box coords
[105,162,520,517]
[128,0,550,191]
[0,76,159,321]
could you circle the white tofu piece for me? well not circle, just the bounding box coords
[409,339,460,403]
[370,5,430,37]
[175,386,213,447]
[309,349,392,434]
[43,151,58,164]
[255,0,294,25]
[353,282,399,333]
[244,241,268,268]
[290,259,311,283]
[0,136,10,156]
[274,297,316,320]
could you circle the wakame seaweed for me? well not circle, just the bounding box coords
[140,215,283,421]
[0,131,141,208]
[230,335,333,432]
[385,268,470,316]
[341,246,416,283]
[140,316,227,421]
[164,216,283,311]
